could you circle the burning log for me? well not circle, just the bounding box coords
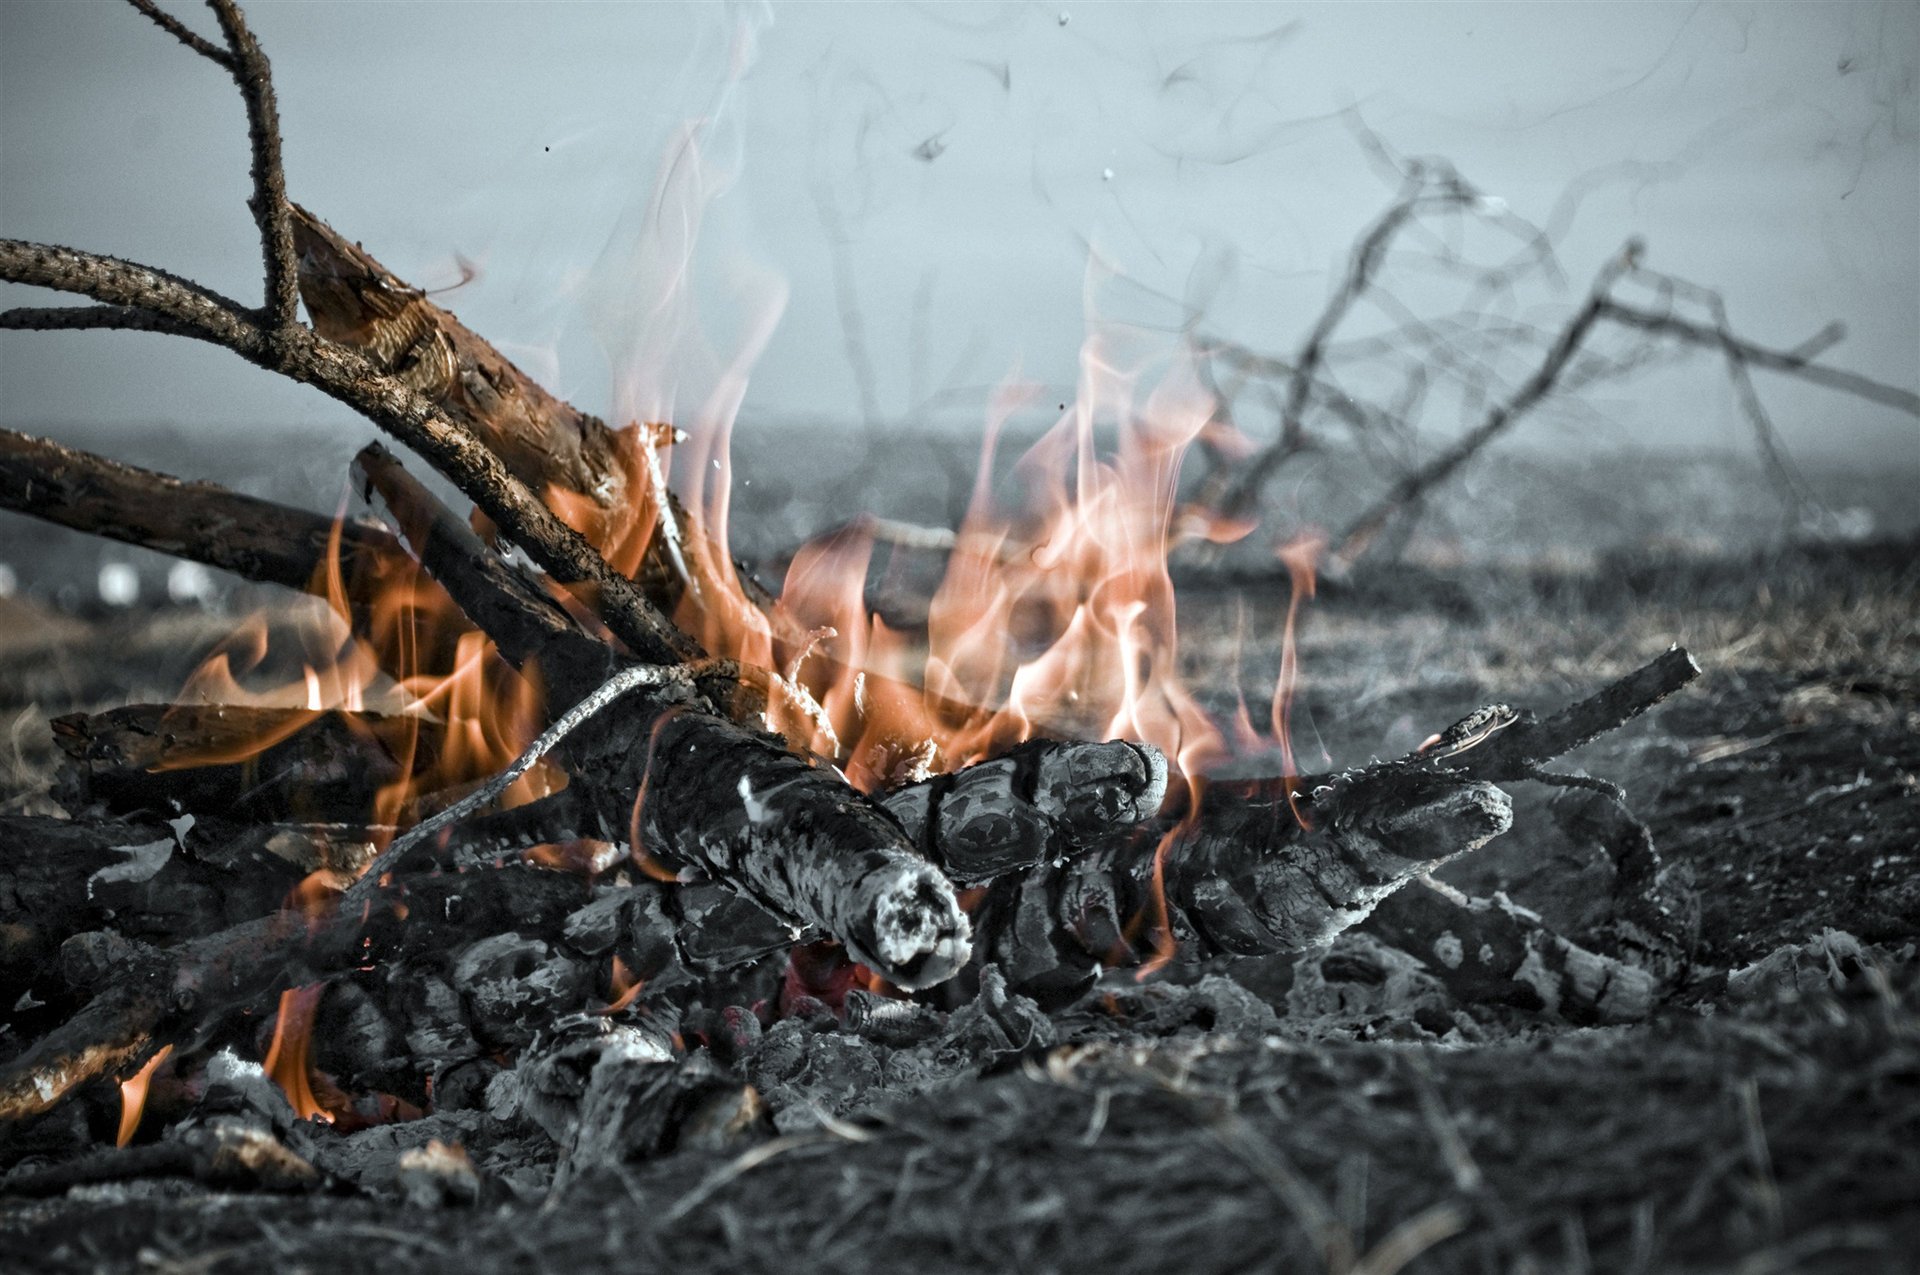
[971,768,1514,1005]
[963,650,1700,1006]
[354,442,971,990]
[293,207,783,628]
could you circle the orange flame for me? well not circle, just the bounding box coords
[115,1043,174,1147]
[600,956,646,1015]
[264,983,334,1123]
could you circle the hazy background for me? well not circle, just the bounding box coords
[2,2,1916,522]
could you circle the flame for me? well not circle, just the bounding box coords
[1272,533,1324,828]
[762,335,1267,797]
[600,955,645,1015]
[115,1043,173,1147]
[264,983,334,1123]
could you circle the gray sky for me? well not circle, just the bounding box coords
[2,1,1915,467]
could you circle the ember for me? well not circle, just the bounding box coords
[3,3,1918,1273]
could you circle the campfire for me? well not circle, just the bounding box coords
[4,4,1918,1271]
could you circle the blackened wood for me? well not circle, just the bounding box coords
[1,1117,318,1195]
[1364,879,1659,1024]
[0,862,586,1125]
[0,816,301,989]
[974,768,1514,1005]
[971,649,1699,1003]
[1432,646,1701,786]
[52,705,445,823]
[352,442,622,706]
[881,738,1169,882]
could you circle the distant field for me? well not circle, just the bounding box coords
[1,418,1913,613]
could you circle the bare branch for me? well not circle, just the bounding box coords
[208,0,299,329]
[1597,298,1920,417]
[0,304,205,341]
[125,0,232,69]
[1330,243,1638,566]
[0,239,255,342]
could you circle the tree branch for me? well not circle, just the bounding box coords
[0,304,206,341]
[0,240,256,342]
[208,0,299,330]
[0,237,697,667]
[125,0,233,69]
[1596,298,1920,417]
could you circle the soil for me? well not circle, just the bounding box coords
[0,455,1916,1273]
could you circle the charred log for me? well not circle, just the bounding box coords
[881,737,1169,882]
[973,768,1513,1006]
[1363,878,1659,1025]
[52,704,448,823]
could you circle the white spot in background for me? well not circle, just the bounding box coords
[0,563,15,598]
[1058,10,1070,25]
[97,562,140,607]
[166,560,216,605]
[1476,195,1508,216]
[1101,167,1114,182]
[88,837,174,896]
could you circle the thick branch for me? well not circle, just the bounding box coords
[1433,646,1700,786]
[52,704,449,824]
[0,428,409,599]
[0,428,471,681]
[0,238,694,666]
[292,206,637,546]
